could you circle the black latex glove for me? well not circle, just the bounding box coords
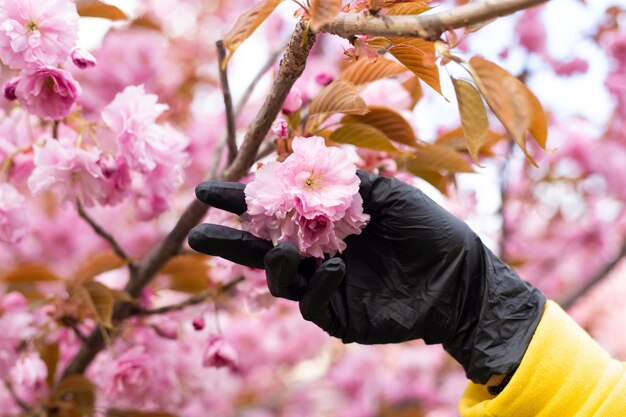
[188,172,545,384]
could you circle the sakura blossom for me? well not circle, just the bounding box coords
[28,139,103,207]
[0,0,79,70]
[0,183,27,243]
[0,1,623,417]
[14,66,81,120]
[244,136,369,258]
[203,334,239,371]
[2,76,18,100]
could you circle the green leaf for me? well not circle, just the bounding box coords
[452,79,489,165]
[77,2,128,20]
[308,80,369,116]
[342,106,417,146]
[330,123,405,154]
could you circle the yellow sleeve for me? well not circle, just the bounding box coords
[459,300,626,417]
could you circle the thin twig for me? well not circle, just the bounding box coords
[69,322,89,345]
[4,382,31,414]
[76,200,136,270]
[137,277,244,316]
[560,239,626,309]
[235,47,285,117]
[52,121,59,140]
[216,40,238,165]
[321,0,549,39]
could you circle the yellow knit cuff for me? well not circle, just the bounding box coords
[459,300,625,417]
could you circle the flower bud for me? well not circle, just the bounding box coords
[3,76,20,101]
[270,118,289,140]
[71,48,97,70]
[192,316,205,331]
[315,72,334,86]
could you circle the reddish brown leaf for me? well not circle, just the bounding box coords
[469,56,535,164]
[402,76,423,109]
[1,263,61,283]
[309,0,343,31]
[339,57,408,85]
[408,143,474,174]
[55,375,96,417]
[309,80,368,116]
[75,251,127,283]
[342,106,417,146]
[160,254,211,294]
[79,281,115,328]
[330,123,405,154]
[77,2,128,20]
[385,2,431,15]
[372,38,441,95]
[524,86,548,149]
[452,79,489,164]
[40,342,60,389]
[223,0,281,66]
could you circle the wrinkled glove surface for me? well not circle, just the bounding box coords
[189,172,545,384]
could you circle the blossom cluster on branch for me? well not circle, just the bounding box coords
[0,0,624,416]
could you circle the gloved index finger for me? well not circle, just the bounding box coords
[195,180,247,215]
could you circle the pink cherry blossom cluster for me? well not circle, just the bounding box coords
[25,85,189,222]
[0,0,96,120]
[244,136,370,258]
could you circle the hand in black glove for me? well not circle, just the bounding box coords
[188,172,545,384]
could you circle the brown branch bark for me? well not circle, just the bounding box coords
[322,0,549,40]
[216,40,238,165]
[60,20,316,378]
[137,277,244,316]
[560,239,626,309]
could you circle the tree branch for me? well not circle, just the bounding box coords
[322,0,549,40]
[60,21,316,378]
[76,200,135,270]
[137,277,244,316]
[560,238,626,309]
[216,40,238,165]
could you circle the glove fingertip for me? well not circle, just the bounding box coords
[195,180,247,215]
